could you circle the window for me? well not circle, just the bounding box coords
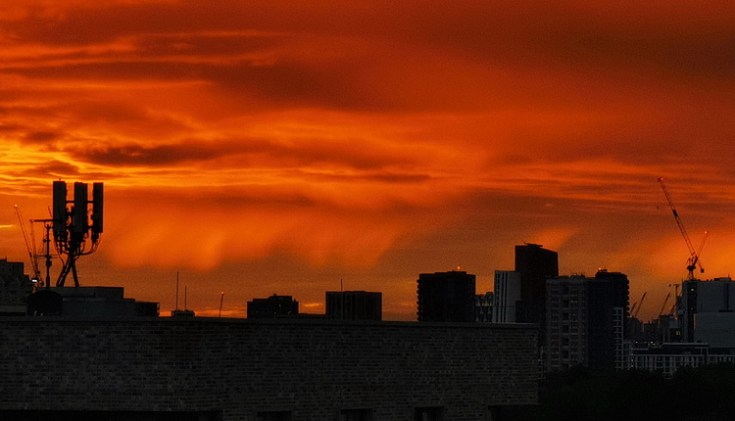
[340,408,373,421]
[415,406,444,421]
[256,411,292,421]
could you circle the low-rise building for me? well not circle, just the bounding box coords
[247,294,299,319]
[0,259,33,315]
[326,291,382,321]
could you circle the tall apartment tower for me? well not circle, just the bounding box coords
[589,270,629,369]
[515,244,558,324]
[545,270,629,371]
[417,271,476,322]
[546,275,588,371]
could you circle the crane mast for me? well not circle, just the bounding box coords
[14,205,41,282]
[633,291,647,319]
[658,177,704,280]
[658,291,671,317]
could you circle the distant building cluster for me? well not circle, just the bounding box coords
[403,243,735,376]
[484,244,628,372]
[628,276,735,376]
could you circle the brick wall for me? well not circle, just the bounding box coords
[0,318,537,420]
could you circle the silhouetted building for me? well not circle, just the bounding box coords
[26,289,62,316]
[493,270,521,323]
[589,270,629,369]
[27,286,159,318]
[629,341,735,376]
[682,277,735,344]
[515,244,558,325]
[546,275,588,371]
[171,308,196,318]
[546,270,629,371]
[247,294,299,319]
[417,271,475,322]
[326,291,382,321]
[475,292,493,323]
[0,259,33,315]
[656,314,681,343]
[628,317,660,345]
[629,342,711,377]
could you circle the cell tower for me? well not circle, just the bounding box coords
[52,180,104,287]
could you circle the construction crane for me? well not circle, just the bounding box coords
[658,177,705,280]
[632,291,647,319]
[658,291,671,318]
[14,205,41,282]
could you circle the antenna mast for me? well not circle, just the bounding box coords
[51,180,104,287]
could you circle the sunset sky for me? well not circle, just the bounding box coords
[2,1,735,320]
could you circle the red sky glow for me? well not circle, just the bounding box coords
[2,1,735,320]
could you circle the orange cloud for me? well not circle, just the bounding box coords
[2,1,735,321]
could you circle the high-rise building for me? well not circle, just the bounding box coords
[417,271,475,322]
[682,277,735,345]
[589,270,629,369]
[545,270,629,371]
[326,291,382,321]
[515,244,558,324]
[493,270,521,323]
[546,275,588,371]
[247,295,299,319]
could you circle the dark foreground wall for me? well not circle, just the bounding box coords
[0,318,537,420]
